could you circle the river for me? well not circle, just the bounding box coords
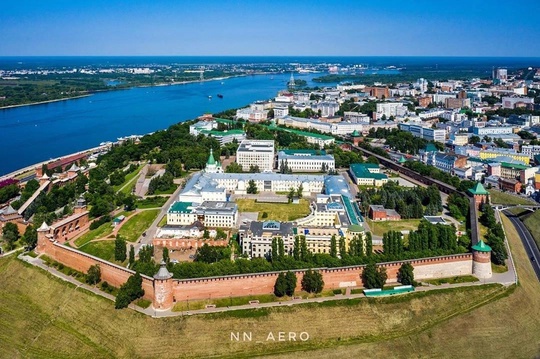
[0,73,325,176]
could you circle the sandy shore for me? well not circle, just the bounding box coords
[0,94,92,110]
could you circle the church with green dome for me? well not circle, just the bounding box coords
[204,149,223,173]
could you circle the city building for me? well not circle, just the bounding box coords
[472,126,514,136]
[374,102,407,120]
[277,149,335,172]
[235,107,269,122]
[368,205,401,221]
[502,96,534,109]
[167,201,238,228]
[349,163,388,186]
[399,123,446,142]
[240,221,295,258]
[521,145,540,160]
[236,140,275,171]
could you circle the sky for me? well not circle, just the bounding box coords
[1,0,540,57]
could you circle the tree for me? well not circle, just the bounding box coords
[287,187,295,203]
[296,184,303,199]
[123,194,137,211]
[225,162,243,173]
[301,269,324,293]
[129,245,135,266]
[86,264,101,285]
[22,225,38,249]
[285,271,297,296]
[274,272,287,297]
[339,236,347,258]
[163,247,170,264]
[329,235,337,258]
[293,236,300,260]
[115,272,145,309]
[2,222,19,249]
[365,232,373,256]
[248,164,260,173]
[247,180,258,194]
[114,235,127,262]
[398,263,415,285]
[362,263,387,289]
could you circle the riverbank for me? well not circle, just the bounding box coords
[0,73,259,110]
[0,94,92,110]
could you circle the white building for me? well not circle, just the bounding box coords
[343,111,370,123]
[521,145,540,160]
[277,116,364,135]
[502,96,534,109]
[472,126,514,136]
[236,140,275,171]
[277,150,335,172]
[167,201,238,228]
[236,108,269,122]
[313,101,340,117]
[375,102,407,120]
[399,123,446,142]
[211,172,325,194]
[273,106,289,118]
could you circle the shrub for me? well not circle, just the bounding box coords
[333,288,343,295]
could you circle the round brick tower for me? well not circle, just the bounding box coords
[153,261,174,311]
[472,240,492,279]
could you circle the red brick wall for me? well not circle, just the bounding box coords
[38,232,473,309]
[47,242,154,301]
[171,254,473,302]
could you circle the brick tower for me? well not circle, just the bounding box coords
[472,239,492,279]
[36,222,52,255]
[153,261,174,311]
[468,182,489,209]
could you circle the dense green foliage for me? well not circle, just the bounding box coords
[147,172,174,195]
[361,263,387,289]
[301,269,324,293]
[195,244,231,263]
[398,263,415,285]
[479,204,508,265]
[359,182,442,218]
[273,271,297,297]
[114,235,127,262]
[368,128,444,154]
[0,184,20,204]
[115,272,145,309]
[2,222,19,249]
[86,264,101,285]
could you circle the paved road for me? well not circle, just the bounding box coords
[133,174,191,255]
[503,210,540,282]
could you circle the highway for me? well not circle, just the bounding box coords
[503,210,540,282]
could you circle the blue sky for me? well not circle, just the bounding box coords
[1,0,539,56]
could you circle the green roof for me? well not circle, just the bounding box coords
[350,163,388,180]
[500,162,528,170]
[168,202,193,213]
[468,182,488,195]
[207,149,216,165]
[348,224,364,232]
[398,156,407,163]
[425,143,438,153]
[268,125,335,140]
[472,239,492,252]
[214,118,236,124]
[351,130,361,137]
[200,129,245,137]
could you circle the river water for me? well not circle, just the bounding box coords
[0,73,323,176]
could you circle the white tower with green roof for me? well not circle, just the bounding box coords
[204,148,223,173]
[472,239,492,279]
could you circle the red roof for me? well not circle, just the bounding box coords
[46,153,87,170]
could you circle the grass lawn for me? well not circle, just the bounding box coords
[153,185,178,195]
[424,275,479,285]
[113,164,144,193]
[367,218,421,237]
[158,214,167,227]
[0,212,539,358]
[136,196,168,209]
[117,209,159,242]
[77,241,116,262]
[236,198,311,221]
[74,221,114,247]
[523,210,540,250]
[488,189,536,205]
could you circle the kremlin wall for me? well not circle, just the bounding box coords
[36,225,486,311]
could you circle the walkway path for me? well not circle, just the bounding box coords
[18,249,515,319]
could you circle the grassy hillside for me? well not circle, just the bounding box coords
[0,212,538,358]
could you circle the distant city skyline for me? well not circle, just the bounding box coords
[1,0,540,57]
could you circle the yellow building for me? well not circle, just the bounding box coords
[479,150,530,164]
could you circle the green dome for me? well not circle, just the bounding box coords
[207,149,216,165]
